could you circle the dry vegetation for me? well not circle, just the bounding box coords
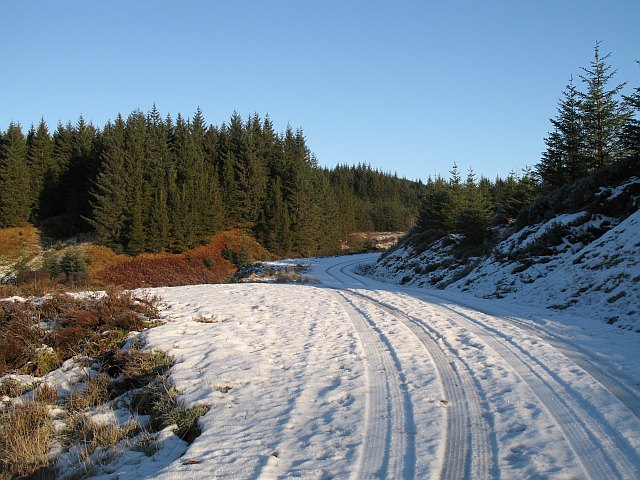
[95,229,269,289]
[0,226,238,477]
[1,228,271,297]
[0,401,55,478]
[0,291,209,478]
[0,289,160,377]
[0,225,41,268]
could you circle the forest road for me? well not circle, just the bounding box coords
[319,254,640,480]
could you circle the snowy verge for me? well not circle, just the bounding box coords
[368,178,640,330]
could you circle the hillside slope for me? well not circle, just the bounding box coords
[368,177,640,330]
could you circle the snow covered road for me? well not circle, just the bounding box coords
[128,254,640,479]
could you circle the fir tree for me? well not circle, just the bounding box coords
[538,77,587,189]
[41,122,74,221]
[26,118,54,219]
[417,177,452,233]
[145,104,172,251]
[0,123,30,227]
[455,168,493,244]
[579,42,631,169]
[64,116,98,233]
[89,116,129,250]
[622,61,640,159]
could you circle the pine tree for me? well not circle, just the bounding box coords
[537,128,566,189]
[145,104,172,251]
[123,110,150,250]
[227,112,253,227]
[417,177,452,233]
[168,113,191,251]
[89,116,129,250]
[455,168,493,244]
[40,122,74,221]
[622,61,640,159]
[127,190,146,255]
[64,116,98,233]
[26,119,53,219]
[579,42,631,170]
[0,123,31,227]
[245,113,268,226]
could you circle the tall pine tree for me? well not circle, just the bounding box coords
[26,119,54,219]
[579,42,631,170]
[0,123,30,227]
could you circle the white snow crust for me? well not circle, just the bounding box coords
[47,254,640,479]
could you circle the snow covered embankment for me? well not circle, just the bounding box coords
[369,178,640,330]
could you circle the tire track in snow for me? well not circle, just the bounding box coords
[326,260,493,479]
[504,316,640,418]
[328,257,640,478]
[333,291,416,479]
[393,292,640,479]
[411,289,640,420]
[344,290,495,480]
[326,260,368,287]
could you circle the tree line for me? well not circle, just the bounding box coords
[0,108,423,256]
[416,164,538,245]
[415,43,639,245]
[536,42,639,190]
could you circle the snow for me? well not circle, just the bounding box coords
[37,254,637,478]
[450,209,640,329]
[370,203,640,330]
[4,251,640,478]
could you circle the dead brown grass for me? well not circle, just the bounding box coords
[0,378,34,398]
[65,414,138,457]
[135,380,210,442]
[0,290,160,376]
[0,273,63,299]
[65,374,113,412]
[0,300,44,375]
[34,383,59,404]
[101,347,174,393]
[0,401,55,478]
[44,289,159,360]
[82,245,129,287]
[0,225,41,265]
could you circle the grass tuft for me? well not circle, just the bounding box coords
[134,380,210,443]
[65,375,113,413]
[34,383,59,404]
[0,401,56,478]
[65,414,138,455]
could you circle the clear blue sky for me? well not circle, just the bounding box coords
[2,0,638,181]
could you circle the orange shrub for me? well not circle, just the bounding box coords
[97,229,270,289]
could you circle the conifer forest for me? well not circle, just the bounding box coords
[0,108,425,256]
[0,44,637,257]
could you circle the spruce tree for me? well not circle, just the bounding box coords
[0,123,31,227]
[417,177,452,233]
[145,105,172,251]
[124,110,150,250]
[455,168,493,244]
[537,128,566,189]
[89,116,129,250]
[579,42,631,169]
[127,190,146,255]
[168,113,191,251]
[538,77,587,189]
[26,119,54,219]
[63,116,98,233]
[41,122,74,221]
[622,62,640,159]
